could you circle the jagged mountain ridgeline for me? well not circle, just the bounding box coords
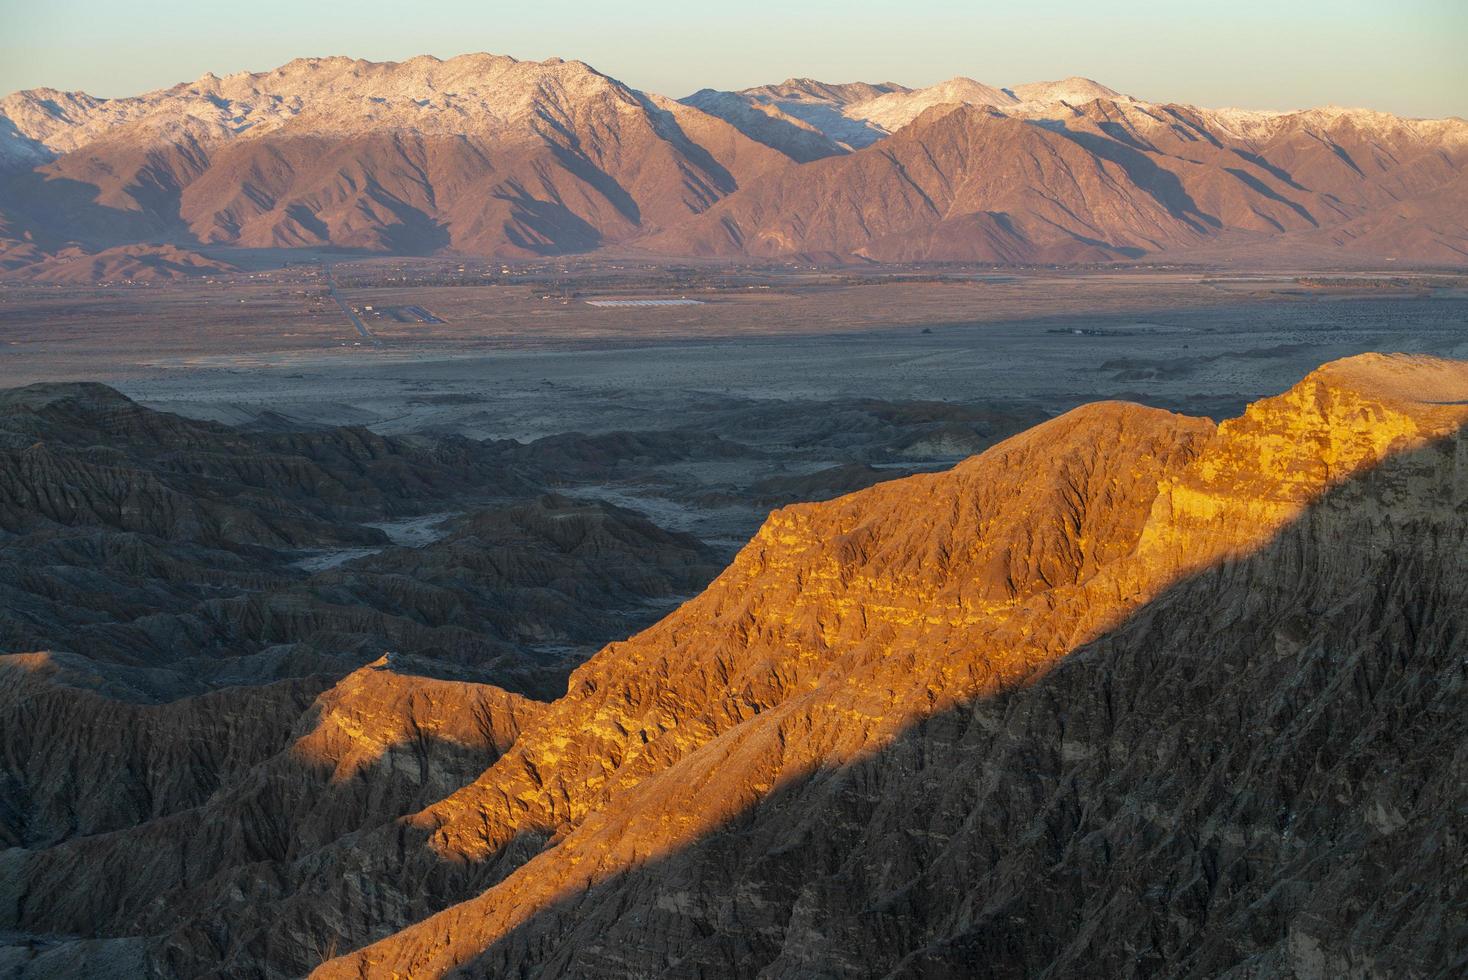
[2,353,1465,977]
[1,53,1466,271]
[0,54,789,268]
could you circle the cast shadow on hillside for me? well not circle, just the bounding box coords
[0,171,195,250]
[0,663,540,978]
[329,426,1466,977]
[1043,121,1223,234]
[1223,168,1318,228]
[494,179,606,255]
[634,95,741,197]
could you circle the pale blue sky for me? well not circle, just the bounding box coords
[2,0,1464,117]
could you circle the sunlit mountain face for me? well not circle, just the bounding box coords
[2,54,1466,274]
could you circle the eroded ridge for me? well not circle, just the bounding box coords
[317,354,1468,978]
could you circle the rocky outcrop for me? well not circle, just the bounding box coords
[0,382,528,539]
[0,655,326,848]
[309,495,720,646]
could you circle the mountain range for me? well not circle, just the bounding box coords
[1,52,1466,273]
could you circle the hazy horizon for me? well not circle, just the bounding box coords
[3,0,1465,117]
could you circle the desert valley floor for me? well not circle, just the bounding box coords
[4,266,1466,548]
[7,266,1465,526]
[6,267,1467,414]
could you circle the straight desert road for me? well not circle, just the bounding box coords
[324,263,382,347]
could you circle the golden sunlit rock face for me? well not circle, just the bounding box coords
[292,655,542,784]
[311,354,1468,978]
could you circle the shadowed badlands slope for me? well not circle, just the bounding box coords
[303,353,1466,977]
[0,383,724,703]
